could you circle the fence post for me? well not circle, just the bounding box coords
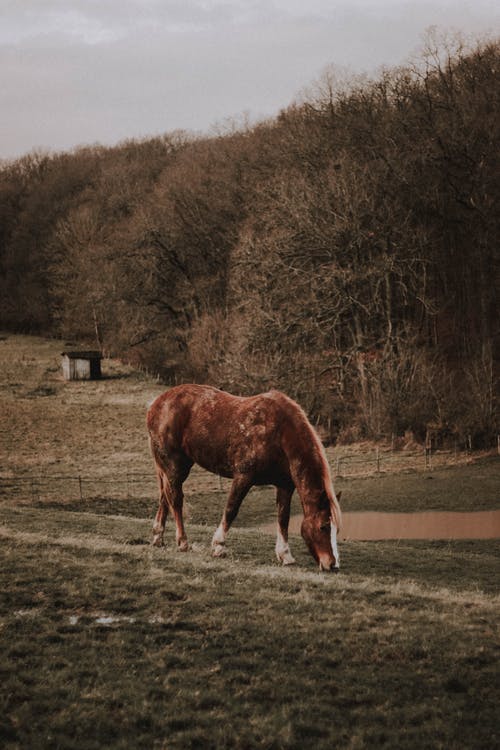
[78,475,83,501]
[376,447,381,473]
[425,429,432,470]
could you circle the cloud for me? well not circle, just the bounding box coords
[1,0,499,158]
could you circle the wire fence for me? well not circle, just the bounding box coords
[0,472,157,503]
[1,446,493,504]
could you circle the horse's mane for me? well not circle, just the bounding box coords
[269,390,342,531]
[309,422,342,531]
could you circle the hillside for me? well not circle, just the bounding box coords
[1,334,162,478]
[0,35,498,444]
[1,334,499,521]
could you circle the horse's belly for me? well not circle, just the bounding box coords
[182,436,237,477]
[190,450,235,479]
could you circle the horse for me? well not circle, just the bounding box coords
[146,384,342,571]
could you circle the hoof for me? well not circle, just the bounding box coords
[177,539,189,552]
[152,536,164,548]
[276,552,296,566]
[276,547,296,566]
[212,543,227,558]
[319,563,340,573]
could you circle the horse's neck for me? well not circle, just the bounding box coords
[285,427,326,511]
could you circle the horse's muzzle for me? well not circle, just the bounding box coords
[319,560,340,573]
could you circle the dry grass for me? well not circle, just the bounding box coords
[1,334,499,748]
[0,334,163,478]
[2,333,495,493]
[0,506,499,750]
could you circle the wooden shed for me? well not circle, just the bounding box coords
[61,351,102,381]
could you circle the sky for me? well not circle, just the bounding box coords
[1,0,499,160]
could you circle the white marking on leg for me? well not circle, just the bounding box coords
[275,526,296,565]
[330,522,340,569]
[212,523,226,545]
[212,523,227,557]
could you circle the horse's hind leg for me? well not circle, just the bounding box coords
[170,473,190,551]
[275,485,296,565]
[152,468,169,547]
[152,454,192,550]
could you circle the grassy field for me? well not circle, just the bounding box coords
[1,335,499,749]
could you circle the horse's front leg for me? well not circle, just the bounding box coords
[275,485,296,565]
[212,474,252,557]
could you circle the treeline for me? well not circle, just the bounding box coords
[1,34,498,444]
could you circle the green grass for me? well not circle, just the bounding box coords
[336,458,500,513]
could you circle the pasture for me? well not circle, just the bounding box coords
[1,335,499,749]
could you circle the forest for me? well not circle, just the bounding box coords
[1,33,498,445]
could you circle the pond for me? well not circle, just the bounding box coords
[272,510,500,540]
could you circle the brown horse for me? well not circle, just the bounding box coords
[146,384,342,571]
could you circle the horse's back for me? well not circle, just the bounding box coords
[148,383,285,432]
[147,384,244,436]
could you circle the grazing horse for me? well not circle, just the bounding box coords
[146,384,342,571]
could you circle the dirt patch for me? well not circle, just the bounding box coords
[264,510,500,540]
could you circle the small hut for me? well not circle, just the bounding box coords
[61,351,102,381]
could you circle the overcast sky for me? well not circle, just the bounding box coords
[1,0,499,160]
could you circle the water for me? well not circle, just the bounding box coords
[276,510,500,540]
[339,510,500,540]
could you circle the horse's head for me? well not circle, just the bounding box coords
[301,491,341,572]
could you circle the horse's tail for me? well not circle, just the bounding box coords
[148,432,173,511]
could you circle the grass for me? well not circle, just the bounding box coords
[0,508,499,749]
[1,332,498,512]
[336,459,500,513]
[1,334,499,748]
[0,333,164,479]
